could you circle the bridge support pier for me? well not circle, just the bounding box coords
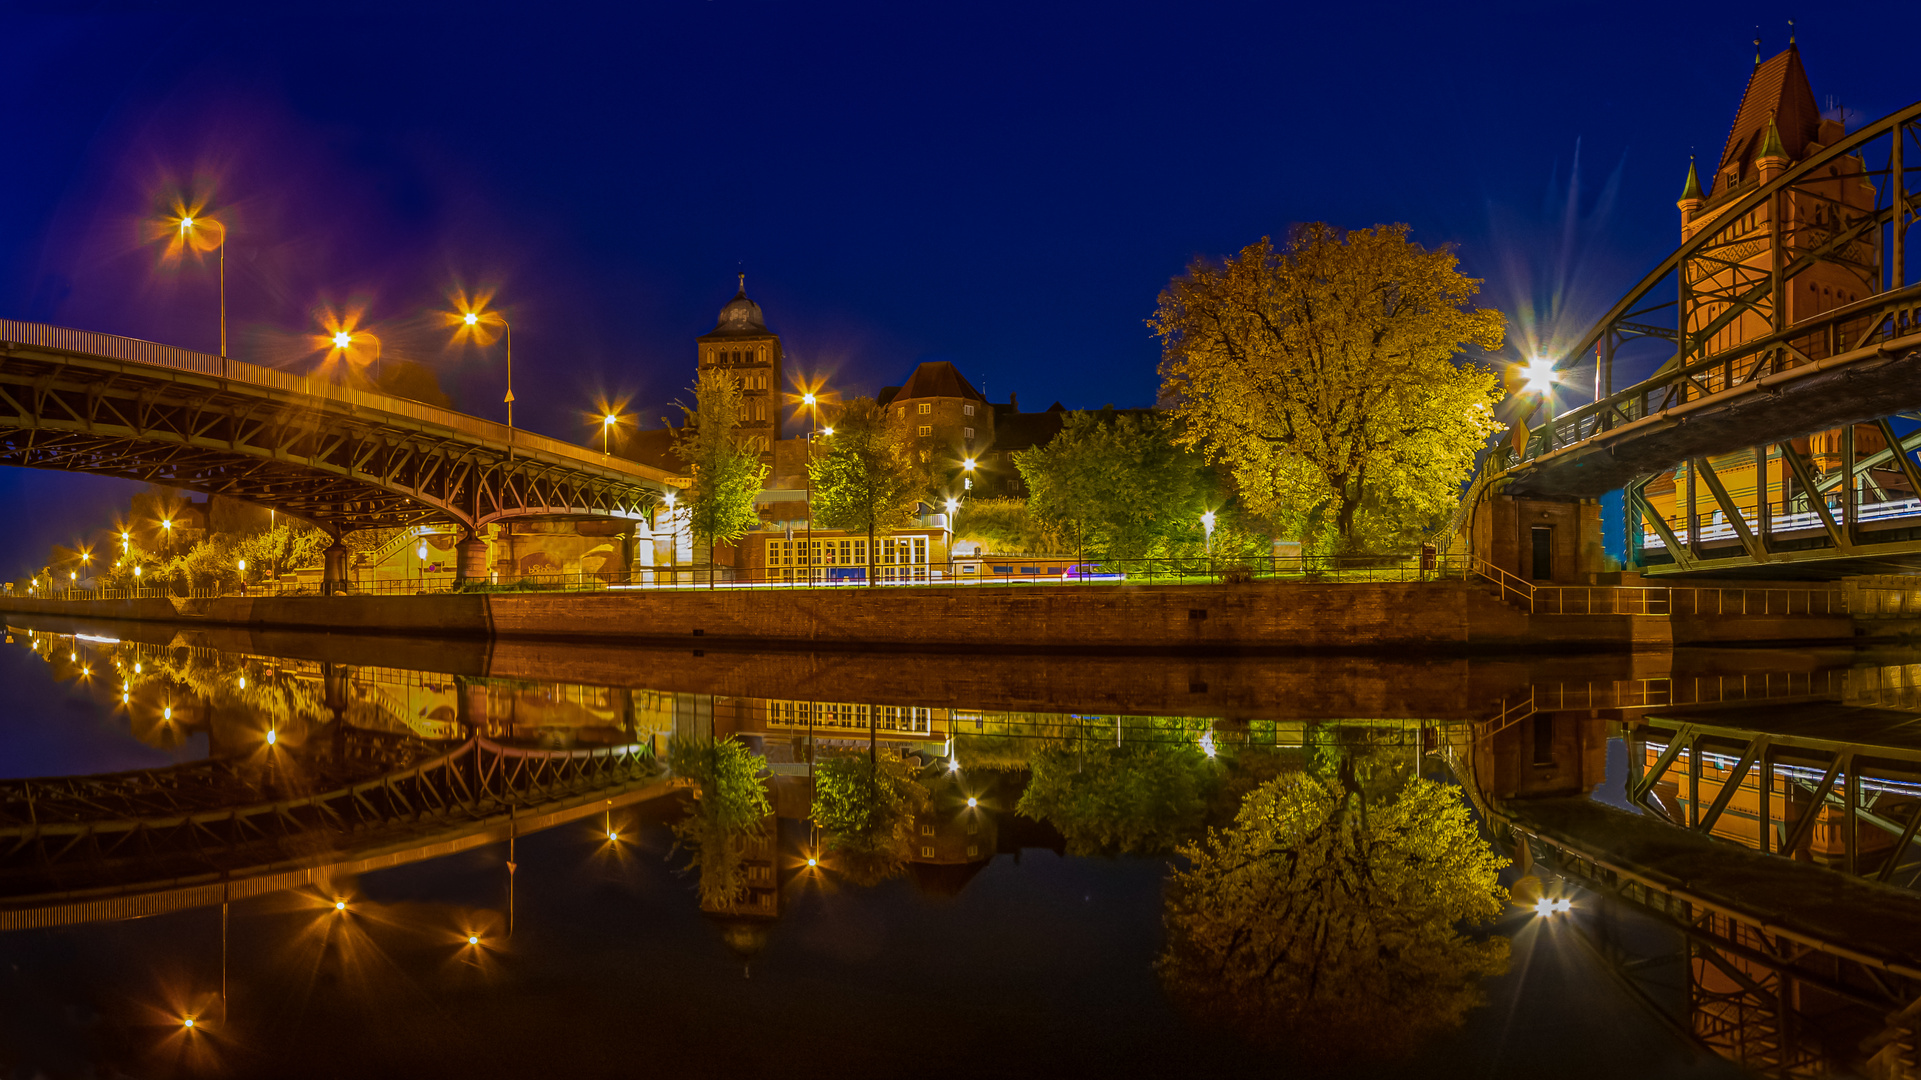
[1472,493,1606,584]
[455,534,489,587]
[323,541,350,594]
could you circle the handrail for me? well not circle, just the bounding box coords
[0,318,679,489]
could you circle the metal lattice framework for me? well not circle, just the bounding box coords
[0,319,678,534]
[0,728,662,927]
[1486,103,1921,574]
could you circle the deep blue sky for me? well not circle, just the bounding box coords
[3,1,1916,575]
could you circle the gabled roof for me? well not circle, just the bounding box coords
[892,361,985,403]
[1712,45,1821,195]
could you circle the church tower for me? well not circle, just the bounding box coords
[695,274,783,470]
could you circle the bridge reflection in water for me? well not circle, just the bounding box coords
[1457,658,1921,1079]
[11,619,1921,1075]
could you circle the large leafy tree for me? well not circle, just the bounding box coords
[1153,225,1506,553]
[1160,759,1510,1062]
[667,736,771,910]
[807,397,929,584]
[673,369,769,587]
[1013,410,1208,563]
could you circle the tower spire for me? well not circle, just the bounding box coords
[1681,156,1703,201]
[738,271,746,294]
[1759,113,1787,161]
[1754,29,1762,68]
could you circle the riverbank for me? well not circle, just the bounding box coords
[0,578,1858,652]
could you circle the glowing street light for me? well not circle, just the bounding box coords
[944,497,960,516]
[1520,356,1557,396]
[467,934,480,946]
[446,298,515,434]
[332,330,352,350]
[266,728,277,746]
[966,796,978,808]
[600,411,621,456]
[962,457,976,471]
[158,207,228,358]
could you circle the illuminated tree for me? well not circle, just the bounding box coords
[950,496,1071,556]
[1153,225,1506,553]
[667,736,771,909]
[1160,761,1509,1061]
[673,368,769,588]
[1013,410,1210,562]
[807,397,930,585]
[811,753,929,885]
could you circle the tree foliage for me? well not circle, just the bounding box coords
[950,497,1072,556]
[807,397,930,583]
[667,736,772,909]
[673,369,769,582]
[1013,410,1211,562]
[1153,225,1506,553]
[811,753,930,885]
[1160,761,1510,1061]
[1017,741,1216,855]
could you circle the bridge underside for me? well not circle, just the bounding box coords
[0,330,668,534]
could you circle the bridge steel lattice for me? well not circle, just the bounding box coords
[0,728,667,930]
[1486,102,1921,576]
[0,319,678,537]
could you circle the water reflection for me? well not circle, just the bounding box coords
[14,617,1910,1075]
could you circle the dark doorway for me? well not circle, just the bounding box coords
[1530,527,1553,581]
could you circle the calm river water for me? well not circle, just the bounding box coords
[7,616,1910,1079]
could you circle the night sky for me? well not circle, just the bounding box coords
[4,1,1915,575]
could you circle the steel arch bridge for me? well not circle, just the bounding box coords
[0,319,679,537]
[1481,100,1921,575]
[0,727,669,929]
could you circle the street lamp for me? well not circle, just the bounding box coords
[165,210,228,359]
[663,491,679,586]
[601,411,620,455]
[160,518,173,557]
[448,303,515,440]
[802,388,824,585]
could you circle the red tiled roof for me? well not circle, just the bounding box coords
[1712,46,1820,195]
[893,361,985,403]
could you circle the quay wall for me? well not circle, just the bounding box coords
[0,580,1856,652]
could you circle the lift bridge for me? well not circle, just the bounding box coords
[1471,82,1921,580]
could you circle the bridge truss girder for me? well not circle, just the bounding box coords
[1488,104,1921,581]
[0,343,664,534]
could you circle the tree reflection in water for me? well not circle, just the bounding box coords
[1161,751,1509,1062]
[1017,741,1216,854]
[811,754,930,885]
[666,736,771,909]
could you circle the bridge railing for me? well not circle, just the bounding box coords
[1501,286,1921,472]
[0,318,678,489]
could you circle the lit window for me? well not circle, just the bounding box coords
[967,845,979,857]
[921,846,935,858]
[921,823,934,836]
[963,427,974,439]
[897,407,905,418]
[918,425,931,437]
[963,404,974,416]
[918,403,931,415]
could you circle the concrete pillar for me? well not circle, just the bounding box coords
[323,541,350,594]
[455,532,489,587]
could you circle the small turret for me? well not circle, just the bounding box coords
[1678,158,1704,229]
[1757,114,1790,181]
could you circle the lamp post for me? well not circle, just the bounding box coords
[175,214,227,361]
[601,412,618,456]
[455,309,515,442]
[663,491,679,587]
[803,392,818,586]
